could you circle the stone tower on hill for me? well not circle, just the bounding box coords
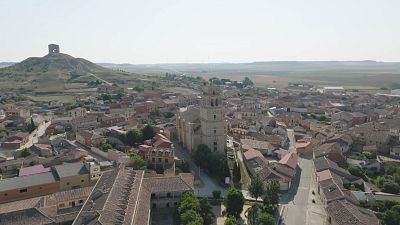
[48,44,60,54]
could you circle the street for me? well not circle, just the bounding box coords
[18,121,51,150]
[174,142,227,197]
[279,129,326,225]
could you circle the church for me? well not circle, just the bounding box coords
[176,82,226,155]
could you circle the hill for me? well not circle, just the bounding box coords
[0,52,133,93]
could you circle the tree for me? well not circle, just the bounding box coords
[224,188,245,219]
[27,117,36,133]
[180,210,203,225]
[384,205,400,225]
[382,181,400,194]
[141,124,155,141]
[264,181,280,209]
[193,144,213,172]
[249,175,264,201]
[177,160,190,173]
[200,199,215,225]
[20,148,31,158]
[247,204,261,225]
[126,129,143,145]
[150,109,162,117]
[257,212,275,225]
[242,77,254,86]
[128,153,147,170]
[212,190,222,199]
[348,165,367,180]
[224,216,237,225]
[179,192,203,225]
[232,162,241,183]
[179,192,201,214]
[98,142,112,151]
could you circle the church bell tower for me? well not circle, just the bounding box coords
[199,82,226,154]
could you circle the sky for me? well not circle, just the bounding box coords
[1,0,400,64]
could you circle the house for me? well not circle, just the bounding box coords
[1,132,30,149]
[72,169,194,225]
[19,164,51,176]
[0,171,59,203]
[326,199,379,225]
[76,130,107,147]
[71,114,99,132]
[257,162,295,191]
[313,143,346,164]
[318,172,358,206]
[68,107,87,119]
[390,146,400,158]
[0,162,100,203]
[0,158,23,173]
[296,141,312,155]
[273,148,289,160]
[31,143,53,157]
[325,134,353,153]
[139,133,175,173]
[53,162,100,191]
[0,186,93,225]
[4,107,30,119]
[241,139,275,156]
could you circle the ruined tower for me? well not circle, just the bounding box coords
[48,44,60,54]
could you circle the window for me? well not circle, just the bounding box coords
[79,200,84,204]
[19,188,27,193]
[167,192,171,197]
[152,158,155,163]
[215,99,218,106]
[158,158,162,163]
[67,182,70,185]
[81,179,85,183]
[213,115,216,120]
[59,203,65,207]
[165,159,168,163]
[4,193,8,196]
[214,129,216,134]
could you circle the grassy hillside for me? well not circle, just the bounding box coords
[0,53,137,93]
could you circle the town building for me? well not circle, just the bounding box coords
[176,82,226,154]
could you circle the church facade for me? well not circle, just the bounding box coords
[176,82,226,155]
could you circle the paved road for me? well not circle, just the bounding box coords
[174,142,227,197]
[18,121,51,150]
[286,129,296,153]
[280,157,313,225]
[279,128,325,225]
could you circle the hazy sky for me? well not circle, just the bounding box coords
[1,0,400,63]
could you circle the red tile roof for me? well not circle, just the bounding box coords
[19,164,50,177]
[243,147,265,161]
[279,152,298,170]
